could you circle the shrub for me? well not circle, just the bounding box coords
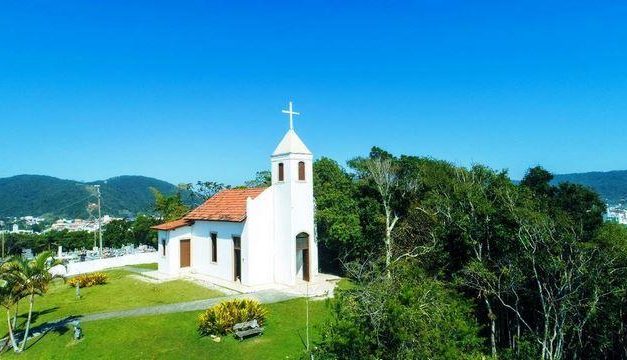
[197,299,267,336]
[67,272,108,287]
[315,263,485,360]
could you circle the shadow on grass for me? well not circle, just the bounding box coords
[25,319,74,351]
[10,314,83,351]
[2,306,60,340]
[17,306,60,322]
[0,312,76,354]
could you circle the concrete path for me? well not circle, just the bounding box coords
[3,289,299,346]
[81,289,296,322]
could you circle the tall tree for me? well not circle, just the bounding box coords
[103,219,133,248]
[520,166,555,198]
[151,188,190,221]
[132,215,159,246]
[313,158,363,272]
[179,181,229,205]
[553,182,606,240]
[2,251,60,352]
[0,276,23,352]
[244,170,272,188]
[358,152,417,275]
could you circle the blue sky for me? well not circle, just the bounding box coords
[1,1,627,185]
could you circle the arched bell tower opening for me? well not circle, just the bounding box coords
[296,232,310,282]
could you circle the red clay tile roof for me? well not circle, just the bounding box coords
[151,218,193,231]
[152,188,267,230]
[184,188,267,222]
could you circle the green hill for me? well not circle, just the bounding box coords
[552,170,627,205]
[0,174,180,218]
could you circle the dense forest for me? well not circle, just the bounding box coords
[312,147,626,360]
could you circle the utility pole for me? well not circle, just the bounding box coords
[95,185,103,258]
[1,231,5,258]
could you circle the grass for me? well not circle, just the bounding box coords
[5,298,332,359]
[0,269,223,338]
[129,263,158,270]
[336,278,356,291]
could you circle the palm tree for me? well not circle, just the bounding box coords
[2,251,60,352]
[0,268,25,353]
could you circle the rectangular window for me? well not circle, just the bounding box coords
[298,161,305,181]
[278,163,284,181]
[161,239,166,256]
[211,233,217,262]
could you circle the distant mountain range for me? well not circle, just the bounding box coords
[552,170,627,205]
[0,175,180,219]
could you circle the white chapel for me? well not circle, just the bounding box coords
[153,102,318,287]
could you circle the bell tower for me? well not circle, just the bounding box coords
[271,101,317,285]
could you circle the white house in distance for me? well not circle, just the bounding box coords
[152,103,318,288]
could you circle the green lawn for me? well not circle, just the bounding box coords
[0,269,223,338]
[129,263,158,270]
[6,298,331,359]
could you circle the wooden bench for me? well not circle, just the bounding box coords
[233,320,264,341]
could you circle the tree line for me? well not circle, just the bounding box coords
[1,215,160,255]
[312,147,626,360]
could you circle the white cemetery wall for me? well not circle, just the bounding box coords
[66,252,158,276]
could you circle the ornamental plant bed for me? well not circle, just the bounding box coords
[197,299,267,336]
[67,272,108,287]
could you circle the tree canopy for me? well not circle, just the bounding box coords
[313,147,626,360]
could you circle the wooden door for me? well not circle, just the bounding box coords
[303,249,310,282]
[233,236,241,282]
[234,249,241,281]
[180,239,191,268]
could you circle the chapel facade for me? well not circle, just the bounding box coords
[152,107,318,287]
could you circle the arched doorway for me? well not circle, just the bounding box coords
[296,232,310,282]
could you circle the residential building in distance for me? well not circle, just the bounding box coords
[606,205,627,225]
[48,215,116,232]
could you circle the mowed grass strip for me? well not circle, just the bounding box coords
[5,298,331,360]
[0,269,223,337]
[128,263,159,270]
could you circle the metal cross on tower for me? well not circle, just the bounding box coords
[281,101,300,130]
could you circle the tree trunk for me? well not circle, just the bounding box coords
[516,314,521,356]
[19,294,34,352]
[385,218,392,278]
[6,309,19,352]
[12,301,19,328]
[485,298,497,358]
[384,209,396,279]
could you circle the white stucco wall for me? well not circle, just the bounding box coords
[190,220,244,282]
[157,225,191,274]
[242,187,275,286]
[158,221,246,283]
